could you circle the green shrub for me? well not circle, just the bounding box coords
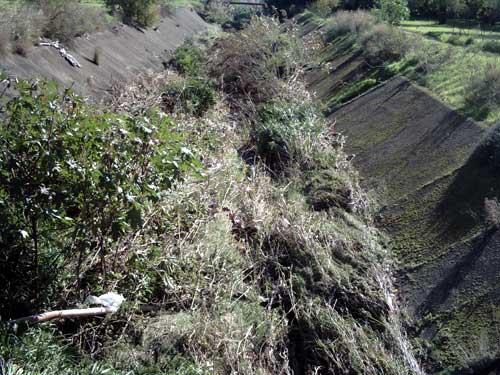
[105,0,159,27]
[482,40,500,54]
[374,0,410,25]
[172,42,204,76]
[0,1,108,54]
[229,5,259,30]
[464,36,474,45]
[445,34,474,46]
[426,31,441,39]
[162,78,216,116]
[254,102,324,172]
[203,2,258,29]
[0,80,200,317]
[465,63,500,117]
[3,5,43,54]
[203,0,232,26]
[12,38,31,56]
[447,34,462,45]
[308,0,339,16]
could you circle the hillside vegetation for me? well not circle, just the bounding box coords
[301,9,500,124]
[0,16,422,375]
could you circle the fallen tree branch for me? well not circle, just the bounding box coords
[39,41,82,68]
[9,307,116,324]
[9,293,125,325]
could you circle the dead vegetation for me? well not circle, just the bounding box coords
[208,16,305,114]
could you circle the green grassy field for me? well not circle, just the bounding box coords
[401,19,500,41]
[387,37,500,123]
[383,20,500,124]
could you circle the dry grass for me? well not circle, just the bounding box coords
[0,15,423,375]
[209,16,305,114]
[40,1,108,43]
[359,23,412,62]
[325,10,377,39]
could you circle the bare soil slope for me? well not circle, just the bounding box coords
[0,7,207,100]
[313,55,500,371]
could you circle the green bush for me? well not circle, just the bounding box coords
[445,34,474,46]
[0,1,107,53]
[2,5,43,55]
[374,0,410,25]
[172,42,204,76]
[482,40,500,54]
[308,0,339,16]
[203,0,233,26]
[162,78,216,116]
[464,36,474,45]
[105,0,159,27]
[0,80,200,317]
[254,102,324,172]
[229,5,259,30]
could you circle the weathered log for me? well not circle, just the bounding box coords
[9,292,125,324]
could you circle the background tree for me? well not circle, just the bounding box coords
[375,0,410,24]
[477,0,500,25]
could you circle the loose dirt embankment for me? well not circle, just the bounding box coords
[0,7,207,100]
[308,34,500,371]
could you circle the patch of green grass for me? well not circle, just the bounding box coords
[361,23,499,124]
[326,78,378,110]
[415,46,500,123]
[171,41,205,76]
[162,78,217,116]
[401,19,500,42]
[482,40,500,54]
[166,0,204,10]
[425,299,500,373]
